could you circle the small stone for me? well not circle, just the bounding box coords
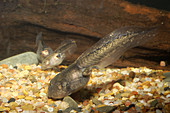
[113,110,120,113]
[58,101,69,111]
[130,91,138,95]
[163,91,170,96]
[129,95,135,101]
[125,101,131,107]
[164,87,170,91]
[92,98,103,105]
[2,97,8,103]
[150,99,158,107]
[25,96,34,100]
[8,98,15,103]
[29,76,37,83]
[48,107,54,112]
[22,90,28,96]
[115,93,121,99]
[166,94,170,98]
[0,106,10,111]
[120,105,128,111]
[21,104,33,110]
[121,93,130,98]
[163,72,170,82]
[9,102,18,110]
[129,71,135,79]
[113,83,124,90]
[4,82,13,87]
[82,100,89,106]
[95,105,117,113]
[0,52,38,66]
[160,61,166,66]
[156,109,162,113]
[0,64,8,68]
[133,78,140,82]
[24,65,31,70]
[135,106,142,113]
[63,96,78,109]
[17,95,25,99]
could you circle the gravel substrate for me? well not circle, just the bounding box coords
[0,64,169,113]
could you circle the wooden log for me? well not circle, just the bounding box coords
[0,0,169,70]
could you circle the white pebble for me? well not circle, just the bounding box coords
[157,82,163,88]
[160,61,166,67]
[15,99,22,105]
[133,78,140,82]
[2,97,8,103]
[166,94,170,98]
[156,109,162,113]
[145,77,152,81]
[104,100,113,106]
[120,70,128,75]
[111,88,118,95]
[37,82,42,89]
[55,100,62,106]
[113,83,124,90]
[48,107,54,112]
[155,79,160,82]
[39,92,46,97]
[143,88,151,92]
[147,93,153,96]
[41,75,45,80]
[129,95,135,100]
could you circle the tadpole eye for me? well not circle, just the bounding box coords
[56,53,61,58]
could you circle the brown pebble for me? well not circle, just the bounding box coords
[129,71,135,79]
[125,101,131,107]
[4,82,13,87]
[130,91,138,95]
[83,100,89,106]
[1,64,8,68]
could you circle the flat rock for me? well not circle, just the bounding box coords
[150,99,158,107]
[95,105,117,113]
[163,72,170,82]
[92,98,103,105]
[0,52,38,66]
[63,96,78,109]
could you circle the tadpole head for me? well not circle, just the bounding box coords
[47,74,69,99]
[41,53,65,70]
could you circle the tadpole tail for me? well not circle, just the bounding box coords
[54,39,77,55]
[76,26,159,69]
[36,32,47,49]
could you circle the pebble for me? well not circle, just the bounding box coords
[149,99,158,107]
[8,98,15,103]
[0,64,169,112]
[25,96,33,100]
[156,109,162,113]
[121,93,130,98]
[2,97,8,103]
[95,105,117,113]
[63,96,78,109]
[92,98,103,105]
[9,102,18,110]
[129,71,135,79]
[58,101,69,110]
[133,78,140,82]
[48,107,54,112]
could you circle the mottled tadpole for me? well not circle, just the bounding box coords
[48,26,158,99]
[36,32,53,62]
[41,39,77,70]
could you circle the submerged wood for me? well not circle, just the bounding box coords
[0,0,169,70]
